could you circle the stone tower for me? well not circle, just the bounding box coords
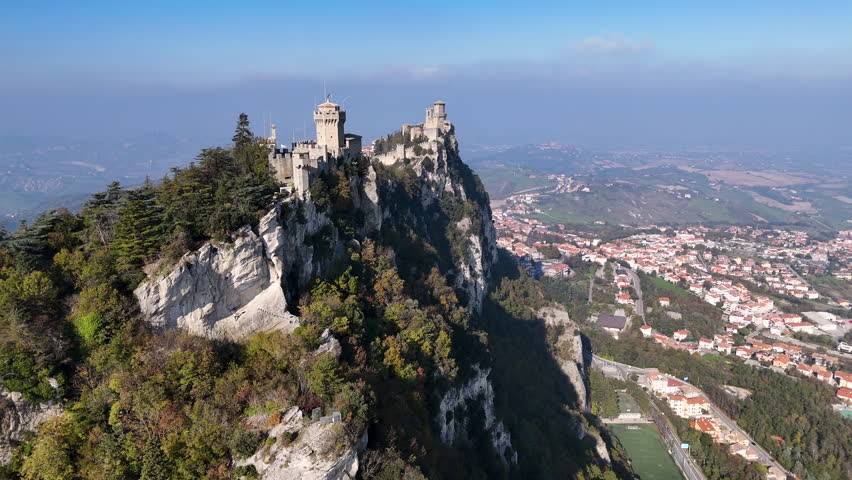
[424,100,447,140]
[267,123,277,147]
[314,100,346,152]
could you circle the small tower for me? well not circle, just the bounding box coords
[267,123,277,147]
[314,99,346,152]
[424,100,447,140]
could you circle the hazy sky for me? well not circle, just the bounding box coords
[2,1,851,150]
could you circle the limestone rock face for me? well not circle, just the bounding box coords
[377,125,497,312]
[134,226,299,340]
[135,125,496,339]
[238,406,367,480]
[0,387,63,464]
[437,366,517,465]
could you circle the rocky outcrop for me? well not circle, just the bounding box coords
[1,387,63,464]
[135,124,496,339]
[134,227,299,340]
[135,192,342,340]
[437,366,517,465]
[571,419,611,464]
[238,406,366,480]
[541,306,589,413]
[377,126,497,312]
[539,306,612,462]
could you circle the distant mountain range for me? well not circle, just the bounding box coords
[0,133,209,229]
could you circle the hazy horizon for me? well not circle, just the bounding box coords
[2,1,852,152]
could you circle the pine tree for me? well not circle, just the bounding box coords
[83,181,126,247]
[112,179,164,270]
[8,214,57,269]
[232,113,253,150]
[159,165,214,241]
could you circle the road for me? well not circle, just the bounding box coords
[756,329,852,362]
[588,266,604,304]
[591,354,657,380]
[588,276,594,304]
[704,402,783,471]
[591,355,794,479]
[617,265,646,323]
[649,402,707,480]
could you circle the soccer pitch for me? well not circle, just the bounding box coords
[611,424,684,480]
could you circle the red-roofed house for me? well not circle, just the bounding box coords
[686,396,710,416]
[648,372,668,393]
[691,416,722,441]
[698,338,714,350]
[836,371,852,388]
[787,322,814,334]
[837,387,852,403]
[640,325,653,337]
[773,355,791,369]
[816,369,834,384]
[673,329,690,342]
[668,395,688,417]
[543,263,571,278]
[659,297,671,308]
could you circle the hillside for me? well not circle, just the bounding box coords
[486,164,851,231]
[0,113,628,479]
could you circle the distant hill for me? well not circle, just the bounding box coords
[466,142,628,173]
[0,133,208,229]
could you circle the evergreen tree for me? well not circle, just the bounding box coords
[112,179,164,271]
[82,181,126,247]
[8,214,57,269]
[232,113,253,150]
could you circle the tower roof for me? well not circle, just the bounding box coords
[318,100,340,108]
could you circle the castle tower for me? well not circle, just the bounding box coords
[314,100,346,152]
[433,100,447,122]
[424,100,447,140]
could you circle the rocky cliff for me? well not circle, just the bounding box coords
[0,387,63,464]
[237,406,367,480]
[135,125,495,340]
[133,122,506,477]
[437,366,517,465]
[541,305,612,463]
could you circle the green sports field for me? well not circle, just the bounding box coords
[611,424,684,480]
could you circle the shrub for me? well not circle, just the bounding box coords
[71,312,103,346]
[232,430,264,459]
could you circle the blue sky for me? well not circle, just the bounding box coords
[2,1,851,149]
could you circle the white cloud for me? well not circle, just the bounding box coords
[574,33,652,55]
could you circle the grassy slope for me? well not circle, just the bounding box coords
[474,166,556,200]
